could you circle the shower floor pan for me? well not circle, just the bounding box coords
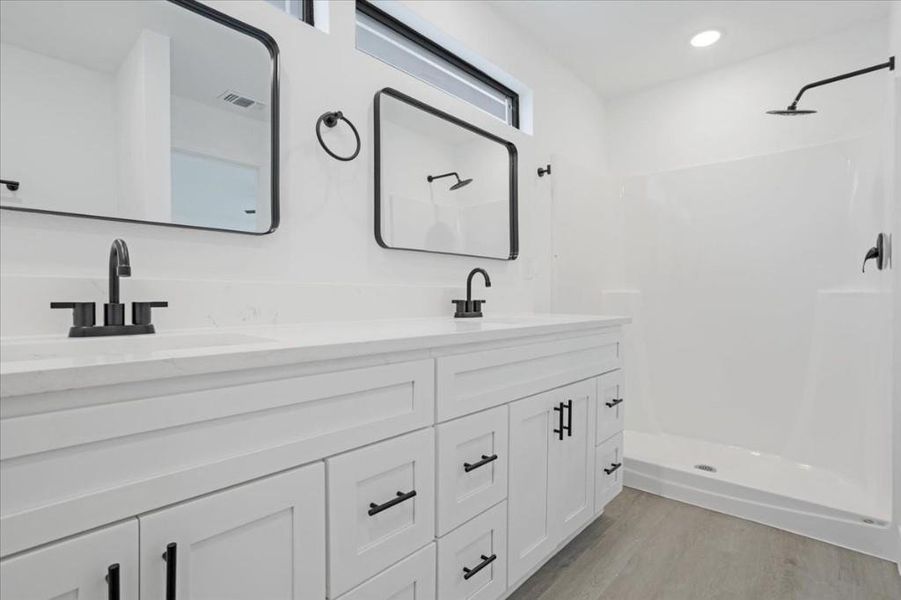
[623,430,895,560]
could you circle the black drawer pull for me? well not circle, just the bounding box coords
[464,454,498,473]
[368,490,417,516]
[105,563,120,600]
[463,553,497,580]
[565,399,573,437]
[605,398,624,408]
[604,462,623,475]
[162,542,177,600]
[553,402,565,440]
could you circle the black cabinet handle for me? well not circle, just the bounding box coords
[604,462,623,475]
[464,454,498,473]
[105,563,120,600]
[463,553,497,580]
[162,542,177,600]
[553,402,564,440]
[565,399,573,437]
[368,490,417,516]
[605,398,624,408]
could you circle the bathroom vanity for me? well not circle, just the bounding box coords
[0,314,627,599]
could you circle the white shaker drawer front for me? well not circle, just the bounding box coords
[337,543,436,600]
[436,406,508,536]
[596,370,625,445]
[437,502,507,600]
[595,433,624,514]
[1,520,138,600]
[327,429,436,597]
[436,331,621,421]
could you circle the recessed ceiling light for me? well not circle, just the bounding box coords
[690,30,721,48]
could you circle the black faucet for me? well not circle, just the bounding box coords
[106,238,132,326]
[51,238,167,337]
[452,268,491,318]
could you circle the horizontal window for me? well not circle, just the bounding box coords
[356,1,519,128]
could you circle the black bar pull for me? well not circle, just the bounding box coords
[604,462,623,475]
[605,398,624,408]
[463,454,498,473]
[368,490,417,516]
[1,179,20,191]
[553,402,564,440]
[162,542,177,600]
[463,553,497,580]
[564,399,573,437]
[105,563,120,600]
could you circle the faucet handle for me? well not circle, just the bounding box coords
[132,301,168,326]
[50,302,96,327]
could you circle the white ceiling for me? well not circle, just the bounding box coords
[486,0,891,98]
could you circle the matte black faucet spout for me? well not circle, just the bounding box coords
[466,268,491,302]
[109,238,131,304]
[453,268,491,318]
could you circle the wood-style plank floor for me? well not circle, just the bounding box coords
[508,487,901,600]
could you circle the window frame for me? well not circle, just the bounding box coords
[356,0,519,129]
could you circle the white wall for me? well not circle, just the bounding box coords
[557,19,894,520]
[0,0,607,336]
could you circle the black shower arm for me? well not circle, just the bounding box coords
[788,56,894,109]
[427,172,460,182]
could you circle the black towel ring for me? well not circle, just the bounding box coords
[316,110,361,162]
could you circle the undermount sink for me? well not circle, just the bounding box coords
[0,332,277,364]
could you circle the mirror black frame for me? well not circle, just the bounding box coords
[373,87,519,260]
[0,0,280,235]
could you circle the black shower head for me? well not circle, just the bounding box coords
[450,178,473,190]
[766,106,817,116]
[427,171,473,191]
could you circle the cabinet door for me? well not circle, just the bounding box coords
[596,370,625,444]
[507,389,557,586]
[140,463,325,600]
[0,520,138,600]
[549,379,596,544]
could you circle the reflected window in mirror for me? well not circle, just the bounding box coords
[0,0,279,234]
[264,0,314,25]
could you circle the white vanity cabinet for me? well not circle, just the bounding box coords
[0,315,627,600]
[0,521,139,600]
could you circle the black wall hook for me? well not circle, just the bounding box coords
[316,110,361,162]
[537,164,551,177]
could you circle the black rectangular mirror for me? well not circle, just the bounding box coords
[374,87,518,260]
[0,0,279,234]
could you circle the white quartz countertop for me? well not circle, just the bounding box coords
[0,314,628,398]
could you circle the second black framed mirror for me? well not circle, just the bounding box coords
[374,87,518,260]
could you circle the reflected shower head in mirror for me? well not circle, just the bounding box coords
[767,56,894,116]
[427,172,473,191]
[766,107,817,116]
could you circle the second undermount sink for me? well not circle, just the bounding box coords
[0,331,277,364]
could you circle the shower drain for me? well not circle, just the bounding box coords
[694,464,717,473]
